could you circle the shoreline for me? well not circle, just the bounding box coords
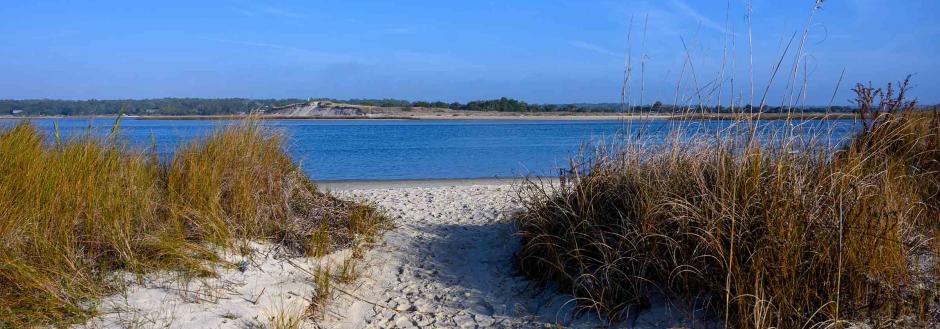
[0,112,859,121]
[316,177,558,191]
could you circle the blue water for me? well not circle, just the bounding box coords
[0,118,859,180]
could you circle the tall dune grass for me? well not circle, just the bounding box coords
[514,80,940,328]
[0,121,384,327]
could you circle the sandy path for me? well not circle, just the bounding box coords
[325,184,596,328]
[325,184,695,329]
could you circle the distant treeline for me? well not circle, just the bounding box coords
[317,97,863,113]
[0,97,878,116]
[0,98,307,116]
[323,97,627,112]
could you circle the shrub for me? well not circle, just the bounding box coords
[514,79,940,328]
[0,121,385,327]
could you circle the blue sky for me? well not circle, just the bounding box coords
[0,0,937,105]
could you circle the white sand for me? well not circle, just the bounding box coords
[79,182,692,328]
[80,241,353,329]
[323,183,691,328]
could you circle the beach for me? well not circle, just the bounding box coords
[78,180,689,328]
[3,0,933,327]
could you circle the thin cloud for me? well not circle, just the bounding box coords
[31,30,78,41]
[203,37,354,63]
[232,2,306,18]
[569,40,620,57]
[670,0,735,36]
[384,27,418,34]
[370,26,419,37]
[207,37,313,53]
[204,37,474,70]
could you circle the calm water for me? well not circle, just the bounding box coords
[2,118,859,180]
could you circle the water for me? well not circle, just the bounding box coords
[1,118,859,180]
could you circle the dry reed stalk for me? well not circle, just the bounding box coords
[515,79,938,328]
[0,120,386,327]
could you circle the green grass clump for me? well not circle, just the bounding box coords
[0,121,385,327]
[515,80,940,328]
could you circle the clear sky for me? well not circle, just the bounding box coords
[1,0,937,105]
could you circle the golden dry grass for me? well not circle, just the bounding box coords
[515,81,940,328]
[0,121,385,327]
